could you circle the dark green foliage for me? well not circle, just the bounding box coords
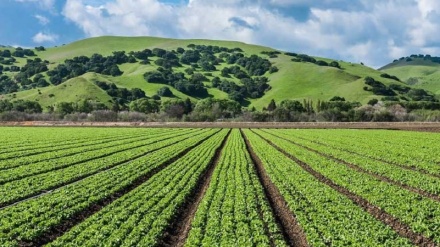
[144,67,208,97]
[407,88,436,101]
[180,50,201,64]
[157,86,173,97]
[47,52,126,85]
[129,98,160,114]
[152,48,166,57]
[0,75,18,94]
[389,84,411,94]
[35,46,45,51]
[316,60,329,66]
[0,99,42,113]
[364,77,396,96]
[284,52,297,57]
[368,99,379,105]
[330,96,346,102]
[267,99,276,111]
[380,73,400,81]
[14,59,48,86]
[236,55,272,76]
[1,50,11,57]
[94,81,146,104]
[329,61,341,68]
[130,49,152,60]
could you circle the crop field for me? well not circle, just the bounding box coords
[0,127,439,246]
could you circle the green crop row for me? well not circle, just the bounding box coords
[185,129,287,247]
[0,127,170,159]
[0,129,220,246]
[0,129,208,207]
[0,128,196,183]
[254,129,440,244]
[243,129,413,246]
[265,129,440,195]
[47,129,229,247]
[284,129,440,173]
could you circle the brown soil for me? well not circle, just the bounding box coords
[263,131,440,203]
[241,129,309,247]
[159,129,231,247]
[17,130,221,247]
[255,131,436,247]
[2,121,440,132]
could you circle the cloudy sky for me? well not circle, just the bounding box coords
[2,0,440,67]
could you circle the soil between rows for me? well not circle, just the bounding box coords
[17,130,221,247]
[158,129,232,247]
[253,131,437,247]
[241,129,309,247]
[263,130,440,203]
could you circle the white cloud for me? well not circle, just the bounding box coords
[15,0,55,9]
[35,15,50,25]
[32,32,58,43]
[61,0,440,68]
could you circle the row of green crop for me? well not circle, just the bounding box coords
[0,128,197,183]
[0,127,162,157]
[185,129,287,247]
[46,130,229,247]
[0,129,220,246]
[0,127,128,150]
[0,129,208,207]
[0,129,186,170]
[254,129,440,244]
[285,129,440,171]
[243,129,413,246]
[265,129,440,195]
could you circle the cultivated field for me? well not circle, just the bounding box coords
[0,127,439,246]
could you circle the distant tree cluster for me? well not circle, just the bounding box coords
[394,54,440,64]
[380,73,400,82]
[364,77,437,102]
[94,81,146,106]
[47,52,131,85]
[144,68,208,97]
[0,75,18,94]
[0,99,42,113]
[286,52,341,69]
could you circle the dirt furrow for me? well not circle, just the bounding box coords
[262,131,440,203]
[255,131,436,247]
[19,130,221,247]
[241,129,309,247]
[158,129,231,247]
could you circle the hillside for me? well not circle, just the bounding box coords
[0,36,428,110]
[380,56,440,95]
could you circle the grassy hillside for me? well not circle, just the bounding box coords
[0,36,422,110]
[381,57,440,95]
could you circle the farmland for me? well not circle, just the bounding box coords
[0,127,440,246]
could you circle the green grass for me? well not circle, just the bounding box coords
[381,58,440,95]
[2,36,431,110]
[0,73,113,108]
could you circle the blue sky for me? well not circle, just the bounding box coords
[2,0,440,67]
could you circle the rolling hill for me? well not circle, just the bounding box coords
[0,36,430,110]
[380,56,440,95]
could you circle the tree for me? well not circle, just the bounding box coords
[157,86,173,97]
[267,99,276,111]
[129,98,160,114]
[368,99,379,106]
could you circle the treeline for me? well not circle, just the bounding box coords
[2,95,440,122]
[394,54,440,64]
[285,52,341,68]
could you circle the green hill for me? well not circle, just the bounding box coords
[380,56,440,95]
[0,36,428,110]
